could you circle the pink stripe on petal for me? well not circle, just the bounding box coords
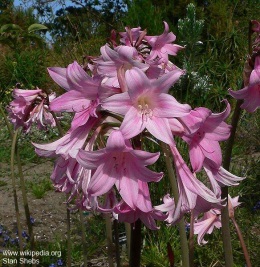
[120,107,145,139]
[154,94,191,118]
[125,67,150,100]
[146,117,174,145]
[102,92,131,115]
[50,90,91,112]
[88,164,117,196]
[116,170,139,210]
[153,68,185,94]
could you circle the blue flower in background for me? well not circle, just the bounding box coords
[30,217,35,224]
[253,201,260,211]
[57,259,64,266]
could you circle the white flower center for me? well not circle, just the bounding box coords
[137,97,153,121]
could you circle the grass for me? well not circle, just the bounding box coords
[0,180,8,187]
[26,177,53,199]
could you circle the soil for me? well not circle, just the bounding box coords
[0,161,68,245]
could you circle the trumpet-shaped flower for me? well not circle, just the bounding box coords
[181,101,231,172]
[229,56,260,112]
[102,67,190,145]
[76,130,163,209]
[194,209,222,245]
[145,21,183,62]
[7,88,56,132]
[194,195,241,245]
[48,61,119,129]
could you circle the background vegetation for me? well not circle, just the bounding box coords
[0,0,259,266]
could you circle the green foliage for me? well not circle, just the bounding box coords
[178,3,204,54]
[0,180,8,187]
[123,0,164,34]
[26,177,53,199]
[142,223,180,266]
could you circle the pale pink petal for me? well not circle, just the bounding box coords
[146,117,174,145]
[189,142,205,172]
[120,107,145,139]
[154,93,191,117]
[153,68,185,94]
[77,149,106,169]
[88,163,117,196]
[125,67,150,100]
[105,130,127,152]
[48,67,70,91]
[116,169,139,209]
[130,150,160,165]
[50,90,91,112]
[101,92,132,115]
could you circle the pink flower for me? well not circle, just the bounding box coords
[181,100,231,172]
[33,117,99,159]
[194,209,222,245]
[194,195,241,245]
[145,21,183,62]
[114,202,166,230]
[156,147,221,225]
[94,45,148,88]
[48,61,119,129]
[102,67,190,145]
[154,194,178,224]
[119,26,147,49]
[229,56,260,112]
[7,88,56,133]
[76,130,163,209]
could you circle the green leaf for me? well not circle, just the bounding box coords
[0,24,22,33]
[28,23,48,33]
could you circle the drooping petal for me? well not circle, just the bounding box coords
[116,168,139,209]
[77,149,106,169]
[50,90,91,112]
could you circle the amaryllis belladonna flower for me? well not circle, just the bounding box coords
[7,88,56,133]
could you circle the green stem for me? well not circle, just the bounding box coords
[66,203,72,267]
[161,143,189,267]
[221,99,243,267]
[125,222,131,260]
[79,209,88,267]
[231,217,252,267]
[105,213,114,267]
[16,143,35,250]
[114,219,121,267]
[11,130,24,263]
[189,209,195,267]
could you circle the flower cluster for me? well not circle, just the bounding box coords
[30,22,244,230]
[7,88,56,133]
